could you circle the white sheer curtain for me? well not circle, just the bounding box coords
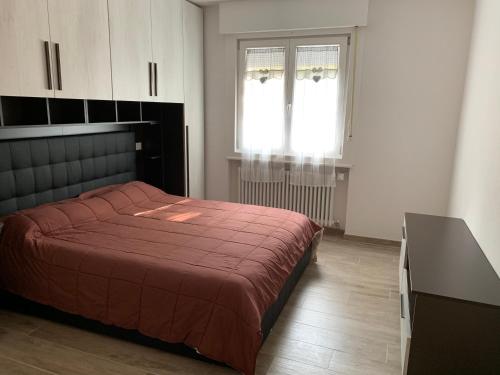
[290,45,339,187]
[241,47,286,182]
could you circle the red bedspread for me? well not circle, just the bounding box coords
[0,181,321,374]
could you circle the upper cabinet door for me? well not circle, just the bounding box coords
[183,1,204,199]
[0,0,53,98]
[108,0,153,101]
[48,0,112,100]
[151,0,184,103]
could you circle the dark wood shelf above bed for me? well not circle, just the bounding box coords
[0,95,187,198]
[1,96,49,126]
[49,98,85,124]
[0,96,163,130]
[87,100,117,123]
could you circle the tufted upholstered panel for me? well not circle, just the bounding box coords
[0,131,136,216]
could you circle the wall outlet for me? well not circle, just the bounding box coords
[135,142,142,151]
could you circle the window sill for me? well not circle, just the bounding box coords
[226,155,353,169]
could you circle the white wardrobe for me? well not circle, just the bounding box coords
[107,0,184,103]
[0,0,112,99]
[0,0,205,198]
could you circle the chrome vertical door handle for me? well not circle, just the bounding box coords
[54,43,62,90]
[44,41,53,90]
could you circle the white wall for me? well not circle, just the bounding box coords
[344,0,474,240]
[219,0,369,33]
[204,5,233,201]
[448,0,500,276]
[204,0,474,240]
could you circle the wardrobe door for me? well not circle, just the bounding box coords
[183,1,204,199]
[151,0,184,103]
[108,0,153,101]
[48,0,112,99]
[0,0,53,98]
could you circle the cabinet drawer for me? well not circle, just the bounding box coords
[400,269,412,375]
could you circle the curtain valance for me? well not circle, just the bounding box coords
[245,47,286,83]
[296,45,339,82]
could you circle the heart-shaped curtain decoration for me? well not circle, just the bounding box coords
[245,47,286,84]
[296,45,339,83]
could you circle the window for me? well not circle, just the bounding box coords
[236,36,350,158]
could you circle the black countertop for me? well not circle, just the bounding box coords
[405,213,500,307]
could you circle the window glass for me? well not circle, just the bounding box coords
[291,45,340,155]
[241,47,286,153]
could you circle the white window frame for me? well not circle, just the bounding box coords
[236,35,351,159]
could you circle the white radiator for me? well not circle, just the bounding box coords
[238,168,335,227]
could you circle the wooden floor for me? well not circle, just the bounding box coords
[0,235,401,375]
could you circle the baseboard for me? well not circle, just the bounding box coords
[323,227,400,247]
[342,234,401,247]
[323,227,345,236]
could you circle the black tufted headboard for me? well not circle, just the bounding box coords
[0,131,136,216]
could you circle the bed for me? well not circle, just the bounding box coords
[0,131,322,375]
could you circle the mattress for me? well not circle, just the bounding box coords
[0,181,321,375]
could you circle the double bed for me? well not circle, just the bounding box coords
[0,131,322,375]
